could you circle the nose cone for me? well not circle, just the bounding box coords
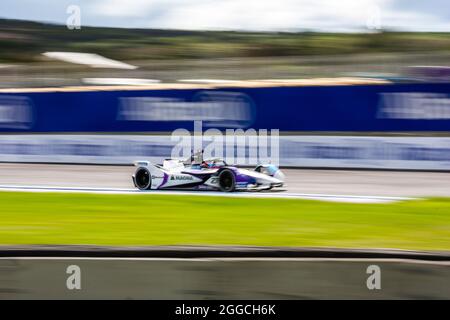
[273,170,285,182]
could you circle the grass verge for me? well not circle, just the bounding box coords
[0,192,449,250]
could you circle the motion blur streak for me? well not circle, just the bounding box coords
[0,163,449,197]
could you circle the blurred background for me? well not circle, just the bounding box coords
[0,0,449,88]
[0,22,450,87]
[0,0,449,173]
[0,0,449,300]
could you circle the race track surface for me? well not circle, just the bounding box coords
[0,163,449,200]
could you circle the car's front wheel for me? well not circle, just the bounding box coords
[218,169,236,192]
[134,167,152,190]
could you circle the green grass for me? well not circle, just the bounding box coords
[0,192,449,250]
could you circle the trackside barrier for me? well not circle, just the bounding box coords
[0,83,450,132]
[0,135,450,170]
[0,256,449,299]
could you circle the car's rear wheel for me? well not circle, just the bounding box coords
[134,167,152,190]
[218,169,235,192]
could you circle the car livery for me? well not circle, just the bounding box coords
[132,157,285,192]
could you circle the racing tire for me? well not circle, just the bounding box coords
[134,167,152,190]
[218,169,236,192]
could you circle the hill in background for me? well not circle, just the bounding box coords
[0,18,449,63]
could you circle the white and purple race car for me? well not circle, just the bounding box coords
[132,154,285,192]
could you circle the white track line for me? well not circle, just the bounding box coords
[0,184,414,203]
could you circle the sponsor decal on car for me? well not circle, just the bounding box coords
[171,175,194,181]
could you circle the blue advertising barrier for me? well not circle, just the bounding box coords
[1,135,450,170]
[0,83,449,132]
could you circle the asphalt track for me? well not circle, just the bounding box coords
[1,255,449,299]
[0,163,449,202]
[1,245,450,299]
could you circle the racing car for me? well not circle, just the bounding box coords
[132,151,285,192]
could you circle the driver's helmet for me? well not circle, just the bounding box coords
[200,160,213,168]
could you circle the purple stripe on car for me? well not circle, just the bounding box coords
[158,172,169,188]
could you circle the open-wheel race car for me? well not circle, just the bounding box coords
[132,151,284,192]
